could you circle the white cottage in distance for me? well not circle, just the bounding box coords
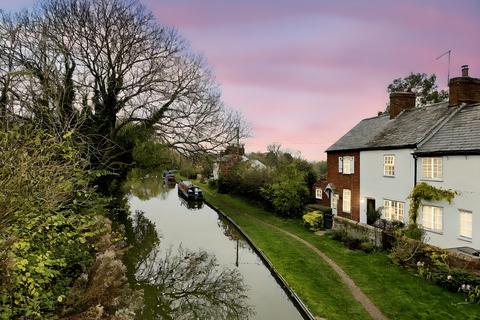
[329,65,480,253]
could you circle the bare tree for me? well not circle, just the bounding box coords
[0,0,249,166]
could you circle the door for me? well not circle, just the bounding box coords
[367,198,376,214]
[331,194,339,215]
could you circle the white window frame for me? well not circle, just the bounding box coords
[383,155,395,177]
[421,157,443,180]
[383,199,404,221]
[339,156,355,174]
[343,189,351,213]
[315,188,322,200]
[421,205,443,233]
[459,210,472,239]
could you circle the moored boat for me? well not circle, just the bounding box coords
[178,180,203,200]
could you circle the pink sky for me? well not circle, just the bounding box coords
[4,0,480,160]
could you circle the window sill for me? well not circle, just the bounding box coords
[458,236,472,243]
[420,178,443,182]
[423,228,443,235]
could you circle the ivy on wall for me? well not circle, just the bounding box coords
[408,182,457,224]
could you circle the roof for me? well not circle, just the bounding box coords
[415,103,480,155]
[326,114,390,152]
[365,102,453,149]
[327,102,454,152]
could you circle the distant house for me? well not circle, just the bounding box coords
[326,65,480,251]
[212,144,266,180]
[312,178,332,208]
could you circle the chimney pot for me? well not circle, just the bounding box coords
[389,91,416,119]
[462,65,469,77]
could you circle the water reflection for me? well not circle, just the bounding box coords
[136,246,254,320]
[124,168,171,200]
[126,200,253,319]
[178,195,204,210]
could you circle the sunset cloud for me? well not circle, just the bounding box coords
[3,0,479,160]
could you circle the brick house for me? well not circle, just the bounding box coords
[326,65,480,251]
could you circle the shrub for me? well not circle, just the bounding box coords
[0,127,111,318]
[305,204,332,214]
[302,211,323,231]
[208,179,218,190]
[367,207,382,225]
[397,223,425,241]
[261,180,308,217]
[360,241,375,253]
[327,228,348,242]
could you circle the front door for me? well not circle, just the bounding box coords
[367,198,376,215]
[331,194,339,215]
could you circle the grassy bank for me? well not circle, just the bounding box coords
[198,183,480,320]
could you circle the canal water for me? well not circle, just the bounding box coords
[123,169,305,320]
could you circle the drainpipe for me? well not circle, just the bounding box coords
[413,154,418,186]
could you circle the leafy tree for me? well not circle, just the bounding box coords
[387,73,448,107]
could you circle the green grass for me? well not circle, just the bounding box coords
[198,183,480,320]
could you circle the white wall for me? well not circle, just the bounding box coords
[416,155,480,250]
[360,149,415,224]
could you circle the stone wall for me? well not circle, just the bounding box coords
[333,215,383,247]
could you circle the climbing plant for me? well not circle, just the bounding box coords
[408,182,457,224]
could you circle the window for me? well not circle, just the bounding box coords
[421,157,442,179]
[383,199,404,221]
[343,189,351,213]
[459,210,472,239]
[422,206,443,232]
[339,156,355,174]
[384,155,395,176]
[315,188,322,199]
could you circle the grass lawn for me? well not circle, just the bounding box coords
[198,183,480,320]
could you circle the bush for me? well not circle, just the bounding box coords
[360,241,375,253]
[302,211,323,231]
[0,127,111,318]
[397,223,425,241]
[305,204,332,214]
[327,228,371,252]
[367,207,382,225]
[208,179,218,190]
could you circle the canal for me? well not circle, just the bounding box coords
[123,169,305,320]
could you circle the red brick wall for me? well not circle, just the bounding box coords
[326,151,360,222]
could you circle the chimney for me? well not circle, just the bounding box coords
[449,65,480,106]
[389,91,416,119]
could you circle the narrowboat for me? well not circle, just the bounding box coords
[178,180,203,200]
[163,170,176,183]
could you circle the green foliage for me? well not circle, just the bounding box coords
[132,139,173,169]
[396,223,425,241]
[302,211,323,231]
[305,204,332,215]
[390,236,480,304]
[366,207,382,225]
[408,182,457,224]
[327,228,372,252]
[0,127,107,319]
[387,72,449,106]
